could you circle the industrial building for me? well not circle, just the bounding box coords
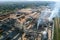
[0,6,53,40]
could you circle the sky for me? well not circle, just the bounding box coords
[0,0,60,2]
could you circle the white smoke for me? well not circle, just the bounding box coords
[37,9,51,29]
[37,2,60,29]
[49,2,60,20]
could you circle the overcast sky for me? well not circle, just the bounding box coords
[0,0,59,2]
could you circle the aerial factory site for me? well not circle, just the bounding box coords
[0,1,60,40]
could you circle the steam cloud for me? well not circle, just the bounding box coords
[37,2,60,29]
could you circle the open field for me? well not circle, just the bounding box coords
[54,17,60,40]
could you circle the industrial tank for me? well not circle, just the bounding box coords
[42,31,48,40]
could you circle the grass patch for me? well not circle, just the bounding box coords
[53,18,60,40]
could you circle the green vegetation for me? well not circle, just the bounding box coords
[0,34,1,37]
[53,17,60,40]
[0,1,54,15]
[0,30,3,37]
[0,5,17,15]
